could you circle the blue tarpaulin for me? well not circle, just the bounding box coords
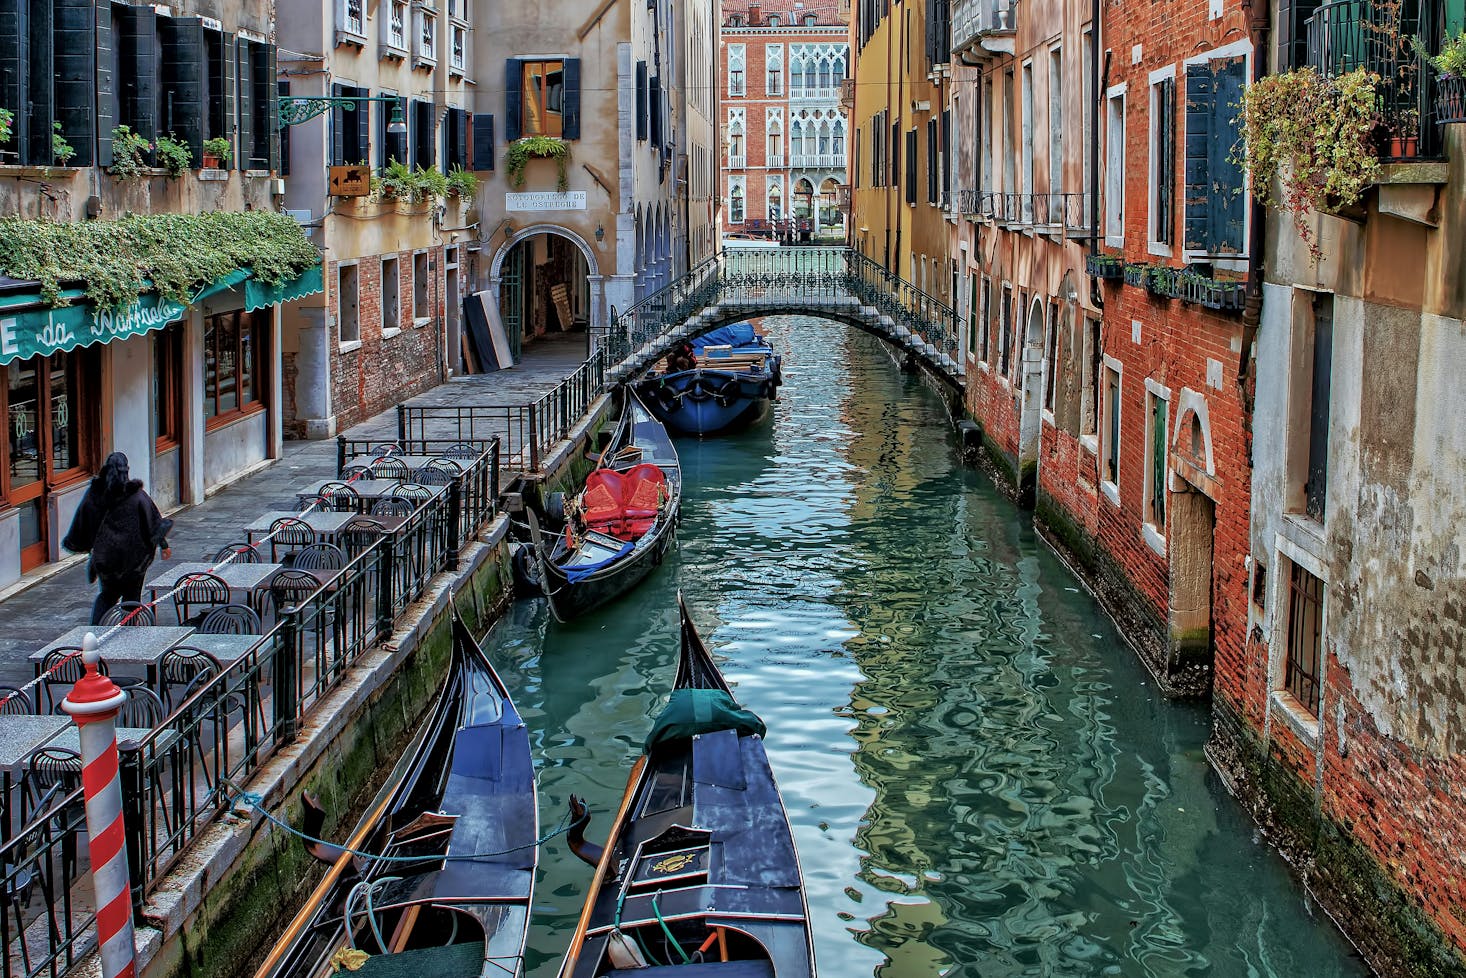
[693,322,763,353]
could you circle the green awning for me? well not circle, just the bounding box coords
[0,264,323,366]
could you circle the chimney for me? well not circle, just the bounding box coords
[749,3,761,25]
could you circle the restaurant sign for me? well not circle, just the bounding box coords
[0,290,189,365]
[505,191,588,212]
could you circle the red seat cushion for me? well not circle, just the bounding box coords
[576,465,667,541]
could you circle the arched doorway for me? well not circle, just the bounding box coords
[490,225,600,362]
[819,177,843,236]
[1016,297,1046,502]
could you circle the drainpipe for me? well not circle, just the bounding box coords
[1090,44,1109,309]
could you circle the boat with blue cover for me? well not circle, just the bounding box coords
[253,606,537,978]
[525,389,682,622]
[633,322,782,436]
[557,594,816,978]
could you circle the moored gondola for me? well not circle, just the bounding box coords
[253,605,537,978]
[633,322,783,436]
[557,594,816,977]
[526,389,682,623]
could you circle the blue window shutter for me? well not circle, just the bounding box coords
[1183,63,1212,252]
[636,60,648,141]
[1156,76,1174,246]
[505,59,523,141]
[1210,56,1247,254]
[562,57,581,139]
[472,112,495,170]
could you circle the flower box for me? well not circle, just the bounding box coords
[1085,254,1125,280]
[1123,262,1149,288]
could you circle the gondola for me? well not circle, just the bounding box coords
[253,605,537,978]
[525,389,682,623]
[633,322,782,436]
[557,594,816,977]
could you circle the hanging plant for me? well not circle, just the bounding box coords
[0,107,13,146]
[110,125,153,180]
[447,165,478,199]
[52,122,75,166]
[155,133,192,176]
[0,211,320,310]
[505,136,569,191]
[1239,67,1381,261]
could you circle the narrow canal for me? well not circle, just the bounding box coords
[487,317,1368,977]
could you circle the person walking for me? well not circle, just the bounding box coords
[63,452,173,625]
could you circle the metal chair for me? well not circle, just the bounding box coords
[339,518,387,557]
[292,543,346,571]
[172,572,232,626]
[370,496,415,517]
[371,458,409,481]
[268,569,321,614]
[269,517,316,562]
[341,464,371,479]
[0,684,33,715]
[159,646,223,712]
[24,747,82,826]
[99,601,156,626]
[413,458,462,486]
[198,603,263,636]
[391,483,433,505]
[371,442,403,455]
[117,686,166,730]
[442,443,481,460]
[38,648,103,712]
[215,542,261,564]
[311,481,361,513]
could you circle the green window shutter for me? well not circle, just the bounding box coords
[234,36,252,169]
[26,0,53,165]
[331,82,345,166]
[117,4,157,145]
[1183,63,1212,252]
[160,17,206,160]
[1152,396,1167,523]
[562,57,581,139]
[636,60,648,141]
[1209,56,1247,254]
[278,80,290,176]
[94,0,113,166]
[504,59,523,141]
[52,0,96,167]
[0,0,28,163]
[264,43,279,172]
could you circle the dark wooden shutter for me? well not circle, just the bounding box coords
[26,0,53,165]
[0,0,27,162]
[1183,63,1212,252]
[331,82,345,166]
[905,127,916,204]
[890,119,899,188]
[504,59,523,141]
[207,29,234,143]
[235,36,252,169]
[411,99,434,168]
[52,0,96,167]
[1210,57,1246,254]
[1156,76,1174,246]
[160,17,205,160]
[264,42,278,171]
[926,117,937,203]
[118,3,157,146]
[941,107,950,194]
[278,79,290,175]
[635,60,648,141]
[356,87,371,165]
[471,112,495,170]
[561,57,581,139]
[649,74,662,145]
[94,0,113,166]
[382,96,406,166]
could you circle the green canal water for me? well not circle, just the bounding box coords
[487,318,1369,977]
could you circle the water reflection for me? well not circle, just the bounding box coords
[481,319,1365,978]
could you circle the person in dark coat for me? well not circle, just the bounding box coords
[62,452,173,625]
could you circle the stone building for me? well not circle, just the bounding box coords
[0,0,317,588]
[718,0,850,240]
[277,0,471,437]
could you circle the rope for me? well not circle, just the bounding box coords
[224,779,576,863]
[651,892,692,964]
[0,450,408,712]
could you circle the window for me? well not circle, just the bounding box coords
[332,85,370,166]
[1105,89,1125,243]
[1081,318,1101,436]
[1049,48,1063,201]
[236,38,277,171]
[413,252,431,322]
[768,14,779,26]
[1295,292,1333,521]
[416,9,437,64]
[766,44,783,94]
[729,45,746,96]
[1043,301,1060,413]
[766,109,784,166]
[979,278,992,362]
[1082,31,1094,199]
[904,128,917,205]
[450,24,466,72]
[730,178,746,223]
[341,0,365,36]
[380,90,406,167]
[520,60,566,137]
[442,107,468,173]
[204,310,265,423]
[337,264,360,344]
[999,285,1013,376]
[411,100,436,169]
[386,0,408,52]
[1184,55,1247,254]
[804,13,817,26]
[1151,74,1176,248]
[926,118,939,204]
[767,176,783,220]
[967,277,979,358]
[1021,62,1034,220]
[980,78,992,193]
[727,109,746,166]
[381,256,401,334]
[1103,364,1121,485]
[448,0,467,20]
[1283,561,1324,716]
[1002,70,1016,197]
[153,325,183,450]
[1146,389,1168,527]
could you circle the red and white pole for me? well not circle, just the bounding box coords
[61,633,137,978]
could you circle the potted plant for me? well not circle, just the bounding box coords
[1123,262,1150,288]
[1415,30,1466,124]
[377,159,419,201]
[0,107,13,147]
[52,122,75,165]
[155,133,191,176]
[447,165,478,200]
[202,137,232,168]
[505,135,569,191]
[414,164,449,200]
[110,125,152,179]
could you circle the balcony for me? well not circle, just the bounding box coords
[728,154,747,169]
[840,78,855,112]
[789,86,843,101]
[1306,0,1445,160]
[766,153,785,168]
[790,153,847,169]
[951,0,1016,59]
[956,190,1094,235]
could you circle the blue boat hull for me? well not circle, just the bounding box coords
[635,367,780,436]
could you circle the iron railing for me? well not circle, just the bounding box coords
[1306,0,1444,159]
[0,787,89,978]
[957,190,1092,232]
[590,256,723,368]
[845,250,960,364]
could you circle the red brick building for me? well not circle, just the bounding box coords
[719,0,849,239]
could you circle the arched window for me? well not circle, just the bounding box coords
[768,181,782,220]
[730,182,745,223]
[818,121,832,156]
[832,118,846,159]
[818,57,833,90]
[790,57,804,94]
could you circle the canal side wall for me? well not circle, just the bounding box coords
[119,525,516,978]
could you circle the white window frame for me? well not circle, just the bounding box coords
[381,255,402,338]
[729,175,747,223]
[449,23,467,73]
[383,0,408,55]
[1142,377,1171,555]
[1181,39,1254,263]
[1048,45,1063,201]
[412,250,431,326]
[1100,354,1123,505]
[414,8,438,67]
[766,44,783,96]
[1021,60,1034,222]
[1105,83,1127,247]
[336,261,361,348]
[338,0,366,41]
[1148,64,1177,257]
[728,44,747,97]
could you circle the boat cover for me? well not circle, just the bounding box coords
[693,323,764,353]
[645,688,766,750]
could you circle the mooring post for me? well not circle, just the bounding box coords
[61,634,137,978]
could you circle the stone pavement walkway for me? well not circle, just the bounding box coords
[0,333,589,687]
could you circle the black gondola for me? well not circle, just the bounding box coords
[526,389,682,623]
[558,595,816,977]
[254,606,537,978]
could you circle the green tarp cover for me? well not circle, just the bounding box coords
[0,264,323,366]
[645,688,766,751]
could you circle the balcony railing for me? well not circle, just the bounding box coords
[766,153,785,168]
[951,0,1015,51]
[1305,0,1444,160]
[957,189,1093,233]
[789,85,842,101]
[790,153,847,169]
[728,154,747,169]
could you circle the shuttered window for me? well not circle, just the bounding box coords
[332,84,370,166]
[649,74,663,145]
[904,128,917,205]
[443,106,467,172]
[636,61,648,141]
[504,58,582,140]
[411,99,435,169]
[235,38,276,171]
[278,80,290,176]
[471,112,495,170]
[0,0,97,166]
[1184,56,1247,255]
[381,92,406,167]
[54,0,95,166]
[160,17,205,160]
[1152,76,1175,247]
[925,118,938,204]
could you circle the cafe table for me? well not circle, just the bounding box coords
[31,625,196,692]
[0,714,70,841]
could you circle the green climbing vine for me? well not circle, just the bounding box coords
[0,211,320,311]
[505,136,569,191]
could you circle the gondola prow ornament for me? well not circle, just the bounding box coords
[61,633,137,978]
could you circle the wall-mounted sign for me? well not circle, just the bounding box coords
[506,191,588,212]
[329,165,372,197]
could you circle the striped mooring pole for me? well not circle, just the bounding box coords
[61,633,137,978]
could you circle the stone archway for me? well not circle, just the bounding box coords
[489,224,604,350]
[1015,296,1046,504]
[1166,387,1220,695]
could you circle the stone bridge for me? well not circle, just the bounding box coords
[591,246,965,393]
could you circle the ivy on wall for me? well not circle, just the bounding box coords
[0,211,321,310]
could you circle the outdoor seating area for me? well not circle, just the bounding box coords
[0,439,499,978]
